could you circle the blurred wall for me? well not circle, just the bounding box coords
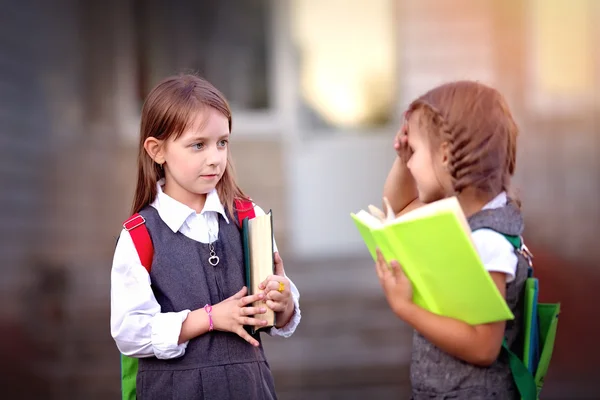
[0,0,599,398]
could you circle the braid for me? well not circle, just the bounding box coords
[407,81,519,198]
[411,102,492,194]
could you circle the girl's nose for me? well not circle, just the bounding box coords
[205,147,221,166]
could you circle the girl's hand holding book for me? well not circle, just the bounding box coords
[212,287,269,347]
[259,252,294,327]
[375,248,413,315]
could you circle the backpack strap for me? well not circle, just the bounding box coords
[472,227,539,399]
[501,233,539,399]
[120,214,152,400]
[123,213,153,274]
[234,198,256,225]
[122,200,254,274]
[473,228,534,275]
[503,338,538,400]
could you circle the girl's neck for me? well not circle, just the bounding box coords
[456,187,495,218]
[163,181,207,214]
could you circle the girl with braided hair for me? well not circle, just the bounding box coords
[375,81,527,399]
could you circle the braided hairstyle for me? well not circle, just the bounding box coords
[406,81,518,199]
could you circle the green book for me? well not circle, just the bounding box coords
[351,197,514,325]
[242,210,276,334]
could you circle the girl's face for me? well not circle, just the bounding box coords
[406,111,454,203]
[150,108,230,207]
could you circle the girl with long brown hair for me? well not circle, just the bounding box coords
[110,74,301,399]
[375,81,527,399]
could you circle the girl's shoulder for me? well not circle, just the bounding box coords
[471,228,518,281]
[471,228,516,253]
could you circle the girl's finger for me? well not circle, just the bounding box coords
[375,249,385,279]
[259,276,274,290]
[391,261,407,281]
[266,279,287,293]
[377,249,389,271]
[238,292,265,307]
[266,290,286,302]
[273,252,286,276]
[230,286,248,300]
[259,275,284,290]
[266,299,285,312]
[382,261,393,280]
[239,306,267,316]
[241,316,269,327]
[236,327,260,347]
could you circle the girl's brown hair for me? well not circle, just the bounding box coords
[407,80,518,197]
[131,74,250,220]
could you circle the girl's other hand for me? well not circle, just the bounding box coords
[211,287,268,347]
[375,248,414,315]
[394,117,412,162]
[259,252,292,313]
[259,252,295,327]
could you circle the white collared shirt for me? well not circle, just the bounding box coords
[471,191,519,282]
[110,182,301,359]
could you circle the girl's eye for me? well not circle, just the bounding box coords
[218,139,228,147]
[192,143,204,150]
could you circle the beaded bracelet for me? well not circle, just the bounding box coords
[204,304,214,332]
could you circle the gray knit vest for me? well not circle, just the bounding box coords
[135,206,277,400]
[410,201,527,400]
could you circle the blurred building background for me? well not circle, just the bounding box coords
[0,0,598,398]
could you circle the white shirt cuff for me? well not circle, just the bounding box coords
[150,310,191,359]
[269,294,301,338]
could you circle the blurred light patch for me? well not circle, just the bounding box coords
[291,0,397,128]
[532,0,594,95]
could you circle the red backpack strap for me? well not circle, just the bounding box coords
[123,213,153,274]
[234,198,256,225]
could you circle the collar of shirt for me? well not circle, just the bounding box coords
[481,191,507,211]
[150,179,230,233]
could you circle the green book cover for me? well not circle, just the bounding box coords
[351,197,514,325]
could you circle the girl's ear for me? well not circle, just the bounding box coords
[144,137,165,165]
[439,141,450,170]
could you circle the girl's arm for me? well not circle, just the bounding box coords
[375,231,518,367]
[252,204,302,338]
[383,121,422,216]
[110,229,192,359]
[396,272,508,367]
[383,157,422,216]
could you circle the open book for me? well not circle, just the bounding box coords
[242,211,276,334]
[351,197,514,325]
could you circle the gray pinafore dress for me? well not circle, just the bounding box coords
[135,206,277,400]
[410,201,528,399]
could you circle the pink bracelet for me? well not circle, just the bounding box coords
[204,304,214,331]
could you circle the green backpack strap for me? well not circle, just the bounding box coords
[494,232,560,399]
[502,339,538,400]
[492,233,538,399]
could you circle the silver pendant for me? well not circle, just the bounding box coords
[208,243,219,266]
[208,254,219,266]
